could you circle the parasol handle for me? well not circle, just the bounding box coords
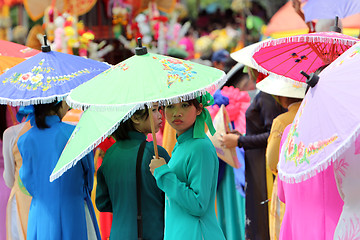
[135,37,148,55]
[42,35,51,52]
[148,107,159,159]
[300,70,319,88]
[300,71,310,79]
[330,16,341,33]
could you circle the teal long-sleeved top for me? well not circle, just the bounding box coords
[96,131,170,240]
[154,127,225,240]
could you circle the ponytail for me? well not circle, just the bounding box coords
[34,101,62,129]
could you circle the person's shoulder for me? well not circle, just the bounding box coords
[157,145,170,159]
[273,111,288,122]
[17,128,34,148]
[274,110,296,126]
[56,122,77,139]
[145,141,169,156]
[3,125,17,140]
[103,142,121,159]
[188,136,214,150]
[59,121,76,131]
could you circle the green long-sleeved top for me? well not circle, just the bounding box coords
[154,127,225,240]
[96,131,170,240]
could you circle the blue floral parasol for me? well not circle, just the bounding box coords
[0,36,110,106]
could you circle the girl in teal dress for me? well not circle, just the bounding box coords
[150,93,225,240]
[96,103,170,240]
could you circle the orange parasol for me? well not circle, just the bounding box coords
[0,55,25,75]
[265,1,360,38]
[23,0,96,21]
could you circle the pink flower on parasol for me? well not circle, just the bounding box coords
[251,32,359,83]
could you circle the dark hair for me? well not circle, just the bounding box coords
[188,98,202,111]
[112,106,149,141]
[164,99,202,114]
[222,65,249,89]
[287,97,303,104]
[34,101,63,129]
[223,58,238,74]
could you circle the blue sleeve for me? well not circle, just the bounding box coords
[81,151,94,194]
[18,134,35,196]
[95,159,112,212]
[154,141,217,217]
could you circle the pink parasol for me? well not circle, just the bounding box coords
[0,40,39,58]
[278,41,360,183]
[251,32,359,83]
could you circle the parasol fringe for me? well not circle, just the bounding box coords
[0,94,68,107]
[66,72,227,111]
[251,32,358,76]
[50,106,136,182]
[278,122,360,183]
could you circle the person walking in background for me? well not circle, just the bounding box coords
[3,106,33,240]
[96,103,170,240]
[0,105,11,240]
[277,65,343,240]
[255,75,306,240]
[211,49,230,71]
[221,88,286,240]
[18,100,100,240]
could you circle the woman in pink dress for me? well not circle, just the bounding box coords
[278,125,343,240]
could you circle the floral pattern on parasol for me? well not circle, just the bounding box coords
[284,100,338,167]
[159,57,197,87]
[2,59,93,92]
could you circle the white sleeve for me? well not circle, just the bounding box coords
[2,123,25,188]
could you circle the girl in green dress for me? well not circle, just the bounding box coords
[96,103,170,240]
[150,93,225,240]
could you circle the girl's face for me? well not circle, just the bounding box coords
[135,103,163,135]
[165,101,202,136]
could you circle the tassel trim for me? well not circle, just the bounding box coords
[278,123,360,183]
[66,72,227,111]
[49,105,137,182]
[0,94,68,106]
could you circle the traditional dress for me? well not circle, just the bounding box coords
[266,102,301,240]
[18,115,99,240]
[3,121,32,240]
[0,140,11,240]
[96,131,170,240]
[278,125,343,240]
[154,127,225,240]
[238,91,285,240]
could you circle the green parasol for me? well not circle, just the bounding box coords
[67,39,226,111]
[51,39,226,181]
[50,104,137,181]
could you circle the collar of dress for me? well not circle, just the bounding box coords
[44,115,61,126]
[128,131,147,141]
[176,126,194,144]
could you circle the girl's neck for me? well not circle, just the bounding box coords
[134,126,148,136]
